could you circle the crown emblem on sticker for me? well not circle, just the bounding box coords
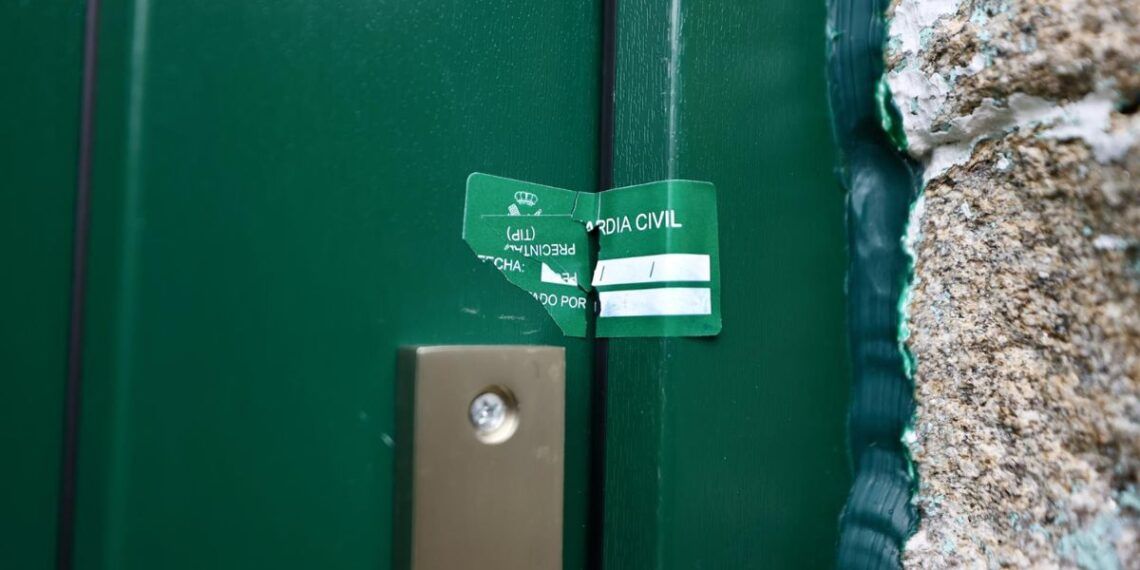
[514,191,538,207]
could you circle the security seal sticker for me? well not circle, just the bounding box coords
[463,173,721,338]
[581,180,721,338]
[463,173,592,337]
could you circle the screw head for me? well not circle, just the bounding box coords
[469,391,508,433]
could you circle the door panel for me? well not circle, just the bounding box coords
[76,2,600,568]
[5,1,854,567]
[604,1,851,567]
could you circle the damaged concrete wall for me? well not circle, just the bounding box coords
[884,0,1140,567]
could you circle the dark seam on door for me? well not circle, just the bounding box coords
[588,0,618,567]
[57,0,101,568]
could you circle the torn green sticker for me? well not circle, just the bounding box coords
[463,173,721,338]
[580,180,721,338]
[463,173,592,336]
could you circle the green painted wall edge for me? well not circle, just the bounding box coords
[826,0,922,567]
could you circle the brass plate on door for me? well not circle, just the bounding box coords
[396,346,565,570]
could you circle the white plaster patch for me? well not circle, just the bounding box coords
[886,0,965,159]
[888,0,962,57]
[898,193,927,356]
[900,87,1140,182]
[1042,93,1140,163]
[889,65,953,157]
[887,31,989,162]
[1093,234,1133,251]
[905,193,928,255]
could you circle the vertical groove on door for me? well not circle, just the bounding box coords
[589,0,618,568]
[57,1,102,568]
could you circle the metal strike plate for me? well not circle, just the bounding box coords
[395,346,565,570]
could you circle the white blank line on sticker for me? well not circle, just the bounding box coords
[541,263,578,287]
[598,287,712,318]
[592,254,710,286]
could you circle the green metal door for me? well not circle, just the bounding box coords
[3,1,851,568]
[74,1,600,568]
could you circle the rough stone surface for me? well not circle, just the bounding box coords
[885,0,1140,567]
